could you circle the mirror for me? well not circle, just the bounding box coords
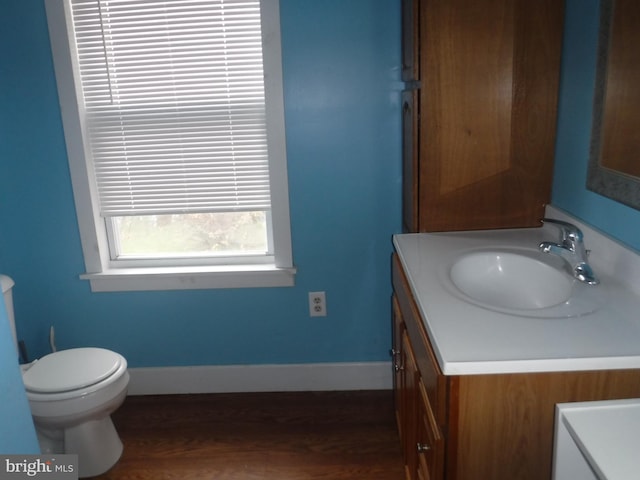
[586,0,640,210]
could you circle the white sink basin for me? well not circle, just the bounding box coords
[393,219,640,374]
[450,251,572,310]
[446,248,604,318]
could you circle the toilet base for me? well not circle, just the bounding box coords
[36,416,123,478]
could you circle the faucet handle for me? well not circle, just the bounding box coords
[541,218,584,243]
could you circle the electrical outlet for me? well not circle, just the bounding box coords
[308,291,327,317]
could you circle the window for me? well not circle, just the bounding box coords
[45,0,295,291]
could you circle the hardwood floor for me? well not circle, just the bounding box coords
[94,390,405,480]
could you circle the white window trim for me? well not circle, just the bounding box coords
[45,0,295,292]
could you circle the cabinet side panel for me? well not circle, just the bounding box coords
[454,370,640,480]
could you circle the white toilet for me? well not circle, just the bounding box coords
[1,274,130,478]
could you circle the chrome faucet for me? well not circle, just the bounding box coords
[539,218,599,285]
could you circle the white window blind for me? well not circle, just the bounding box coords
[70,0,272,216]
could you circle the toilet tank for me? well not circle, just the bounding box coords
[0,274,18,353]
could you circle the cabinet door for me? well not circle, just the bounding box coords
[401,0,420,82]
[416,380,444,480]
[393,255,447,426]
[391,295,405,437]
[402,89,420,232]
[402,332,420,480]
[393,256,447,480]
[417,0,563,231]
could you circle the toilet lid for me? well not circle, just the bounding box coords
[23,347,123,393]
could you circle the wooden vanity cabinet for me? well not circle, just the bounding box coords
[392,254,640,480]
[402,0,564,232]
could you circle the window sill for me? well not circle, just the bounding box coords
[80,264,297,292]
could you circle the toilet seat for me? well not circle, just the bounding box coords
[23,347,124,394]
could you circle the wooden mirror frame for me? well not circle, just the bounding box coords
[586,0,640,210]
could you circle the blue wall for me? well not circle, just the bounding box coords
[0,1,402,367]
[552,0,640,251]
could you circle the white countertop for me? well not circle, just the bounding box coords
[393,218,640,375]
[555,399,640,480]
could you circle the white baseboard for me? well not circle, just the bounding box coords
[127,361,393,395]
